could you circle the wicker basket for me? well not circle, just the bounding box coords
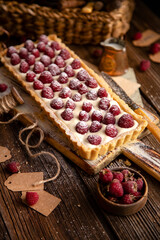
[0,0,135,45]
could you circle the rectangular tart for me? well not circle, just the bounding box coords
[0,34,147,160]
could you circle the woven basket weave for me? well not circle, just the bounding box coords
[0,0,135,45]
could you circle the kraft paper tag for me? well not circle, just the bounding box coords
[4,172,44,192]
[0,146,12,163]
[149,52,160,63]
[133,29,160,47]
[21,190,61,216]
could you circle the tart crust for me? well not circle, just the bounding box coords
[0,34,147,160]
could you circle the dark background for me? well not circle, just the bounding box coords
[142,0,160,17]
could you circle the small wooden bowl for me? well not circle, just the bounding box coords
[97,167,148,216]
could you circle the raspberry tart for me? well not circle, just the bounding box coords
[0,34,147,160]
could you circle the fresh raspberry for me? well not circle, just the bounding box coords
[59,49,70,60]
[109,179,124,197]
[87,135,102,145]
[92,48,103,57]
[41,87,54,99]
[37,41,46,52]
[82,102,92,112]
[50,41,62,51]
[99,168,113,184]
[64,65,75,77]
[79,111,90,121]
[48,63,61,76]
[90,121,102,132]
[85,77,98,88]
[77,69,89,81]
[105,124,118,138]
[26,192,39,206]
[26,71,36,82]
[33,80,44,90]
[78,83,88,95]
[54,56,66,68]
[61,108,74,121]
[121,169,132,181]
[6,161,20,173]
[136,178,144,191]
[71,59,81,69]
[72,93,82,102]
[33,61,45,73]
[91,110,103,122]
[121,194,134,204]
[32,48,40,58]
[39,71,53,84]
[99,97,110,110]
[113,171,123,182]
[139,60,150,71]
[10,53,21,65]
[19,47,28,59]
[132,191,142,199]
[65,99,76,110]
[50,98,64,110]
[50,80,62,92]
[7,46,17,57]
[39,34,48,44]
[149,43,160,54]
[69,78,80,90]
[19,60,29,73]
[118,114,134,128]
[59,87,72,98]
[97,87,108,98]
[58,72,68,84]
[133,32,142,40]
[26,54,35,66]
[109,105,120,116]
[24,40,35,52]
[40,55,51,67]
[122,180,137,194]
[0,83,8,92]
[76,121,89,134]
[45,46,55,58]
[86,90,98,100]
[103,113,115,125]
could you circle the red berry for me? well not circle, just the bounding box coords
[92,48,103,57]
[133,32,142,40]
[40,55,51,67]
[39,34,48,44]
[41,87,54,99]
[33,80,44,90]
[140,60,150,71]
[59,49,70,60]
[77,69,89,81]
[50,41,61,51]
[86,90,98,100]
[118,114,134,128]
[19,47,28,59]
[121,194,134,204]
[59,87,72,98]
[58,72,68,84]
[7,46,17,57]
[78,83,88,95]
[87,135,102,145]
[0,83,8,92]
[90,121,102,132]
[132,191,142,199]
[105,124,118,138]
[11,53,21,65]
[79,111,90,121]
[76,121,88,134]
[72,93,82,102]
[109,105,120,116]
[122,180,137,194]
[97,87,108,98]
[6,161,20,173]
[26,54,35,66]
[103,113,115,125]
[50,98,64,110]
[26,192,39,206]
[65,99,76,110]
[85,77,98,88]
[71,59,81,69]
[32,48,40,58]
[33,61,45,74]
[45,46,55,58]
[61,108,74,121]
[50,80,62,92]
[91,110,103,122]
[109,179,124,197]
[19,60,29,73]
[69,78,80,90]
[39,71,53,84]
[26,71,36,82]
[64,65,75,77]
[136,178,144,191]
[149,43,160,54]
[54,56,66,68]
[99,168,113,184]
[99,97,110,110]
[122,169,132,181]
[37,41,46,52]
[113,171,123,182]
[48,63,61,76]
[82,102,92,112]
[24,40,35,52]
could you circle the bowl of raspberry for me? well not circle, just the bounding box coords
[97,167,148,215]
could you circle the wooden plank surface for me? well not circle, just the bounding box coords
[0,0,160,239]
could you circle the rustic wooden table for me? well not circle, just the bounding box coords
[0,1,160,239]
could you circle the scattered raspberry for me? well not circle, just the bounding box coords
[40,55,51,67]
[121,194,134,204]
[99,168,113,184]
[11,53,21,65]
[0,83,8,92]
[48,63,61,76]
[26,54,35,66]
[50,80,62,92]
[26,71,36,82]
[24,40,35,52]
[33,61,45,74]
[45,46,55,58]
[139,60,150,71]
[122,180,137,194]
[54,56,66,68]
[65,99,76,110]
[32,48,40,58]
[39,34,48,44]
[71,59,81,69]
[6,161,20,173]
[133,32,142,40]
[7,46,17,57]
[37,41,46,52]
[86,90,98,100]
[19,47,28,59]
[39,71,53,84]
[113,171,123,182]
[69,78,80,90]
[77,69,89,81]
[109,179,124,197]
[91,110,103,122]
[59,49,70,60]
[85,77,98,88]
[41,87,54,99]
[33,80,44,90]
[105,124,118,138]
[79,111,90,121]
[99,97,110,110]
[136,178,144,191]
[19,60,29,73]
[90,121,102,132]
[118,114,134,128]
[26,192,39,206]
[103,113,115,125]
[72,93,82,102]
[82,102,92,112]
[78,83,88,95]
[149,43,160,54]
[64,65,75,77]
[61,108,74,121]
[76,121,88,134]
[92,48,103,57]
[109,105,120,116]
[58,72,68,84]
[50,41,62,51]
[59,87,72,98]
[87,135,102,145]
[97,88,108,98]
[50,98,64,110]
